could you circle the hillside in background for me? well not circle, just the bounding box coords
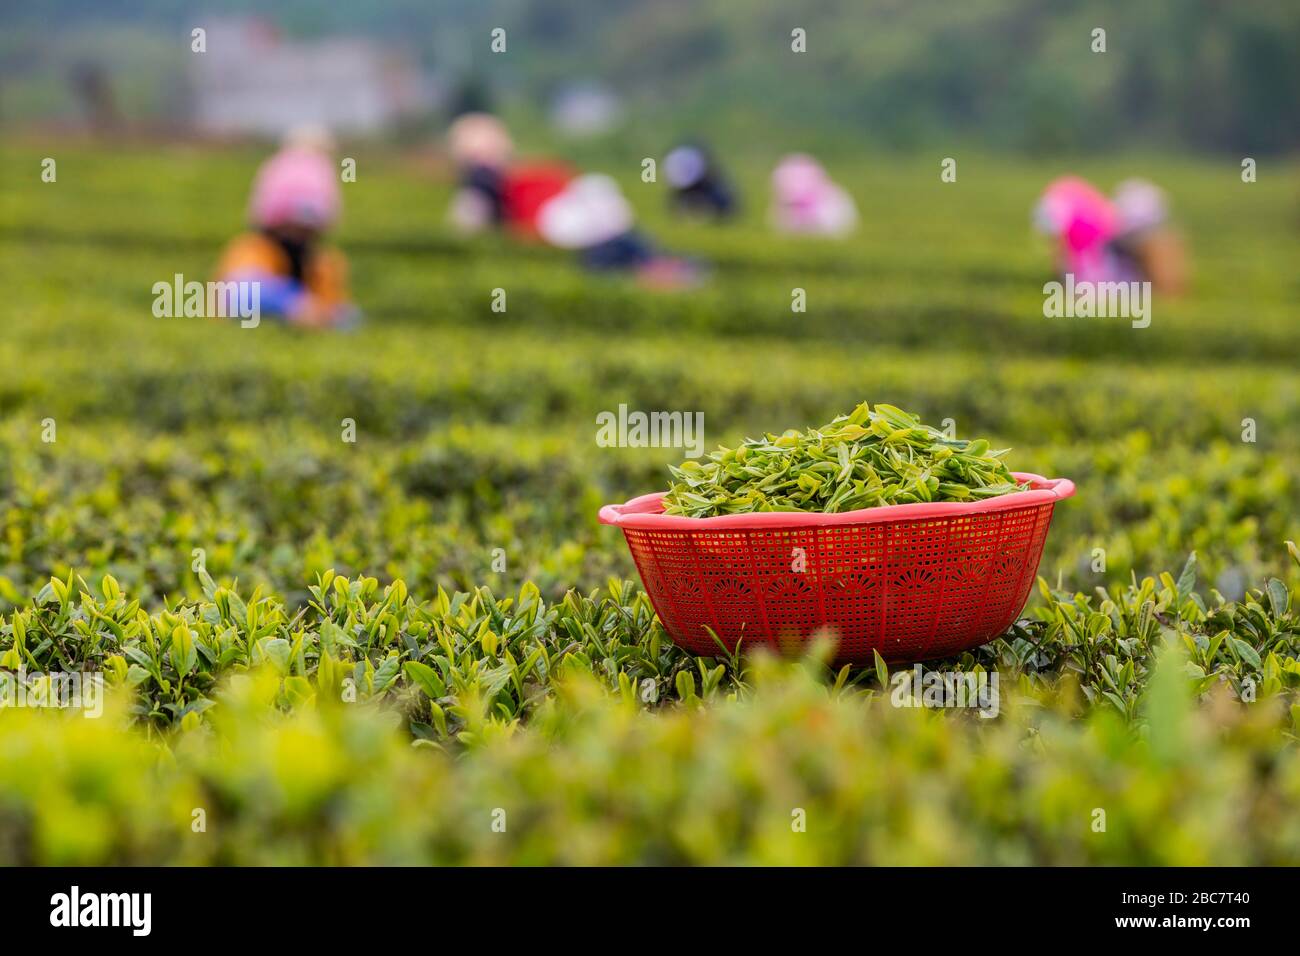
[2,0,1297,152]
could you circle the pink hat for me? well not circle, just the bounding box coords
[249,146,340,230]
[772,153,829,198]
[1034,176,1116,254]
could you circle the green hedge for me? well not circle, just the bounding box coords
[3,644,1299,865]
[1,416,1294,605]
[3,547,1297,741]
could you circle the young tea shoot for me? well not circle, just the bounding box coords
[662,402,1027,517]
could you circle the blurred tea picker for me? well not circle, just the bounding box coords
[769,154,857,237]
[1032,175,1120,285]
[535,174,702,287]
[446,112,517,233]
[446,113,702,289]
[216,125,361,330]
[664,142,737,219]
[1033,175,1187,293]
[1109,178,1187,294]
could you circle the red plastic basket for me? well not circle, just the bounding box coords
[599,472,1075,664]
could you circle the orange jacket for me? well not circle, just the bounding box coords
[216,232,351,326]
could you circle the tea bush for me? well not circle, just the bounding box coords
[3,548,1296,740]
[3,647,1299,865]
[1,142,1297,863]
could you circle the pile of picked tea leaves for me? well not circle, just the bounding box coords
[662,403,1028,517]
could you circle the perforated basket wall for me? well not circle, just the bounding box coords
[600,474,1072,664]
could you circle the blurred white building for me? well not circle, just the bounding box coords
[191,18,437,137]
[549,81,623,138]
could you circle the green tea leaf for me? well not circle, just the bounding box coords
[663,403,1026,517]
[1228,637,1262,671]
[404,660,446,700]
[1266,578,1289,617]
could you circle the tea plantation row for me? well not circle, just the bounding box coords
[1,142,1297,864]
[1,554,1298,864]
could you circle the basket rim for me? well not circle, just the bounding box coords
[598,472,1074,530]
